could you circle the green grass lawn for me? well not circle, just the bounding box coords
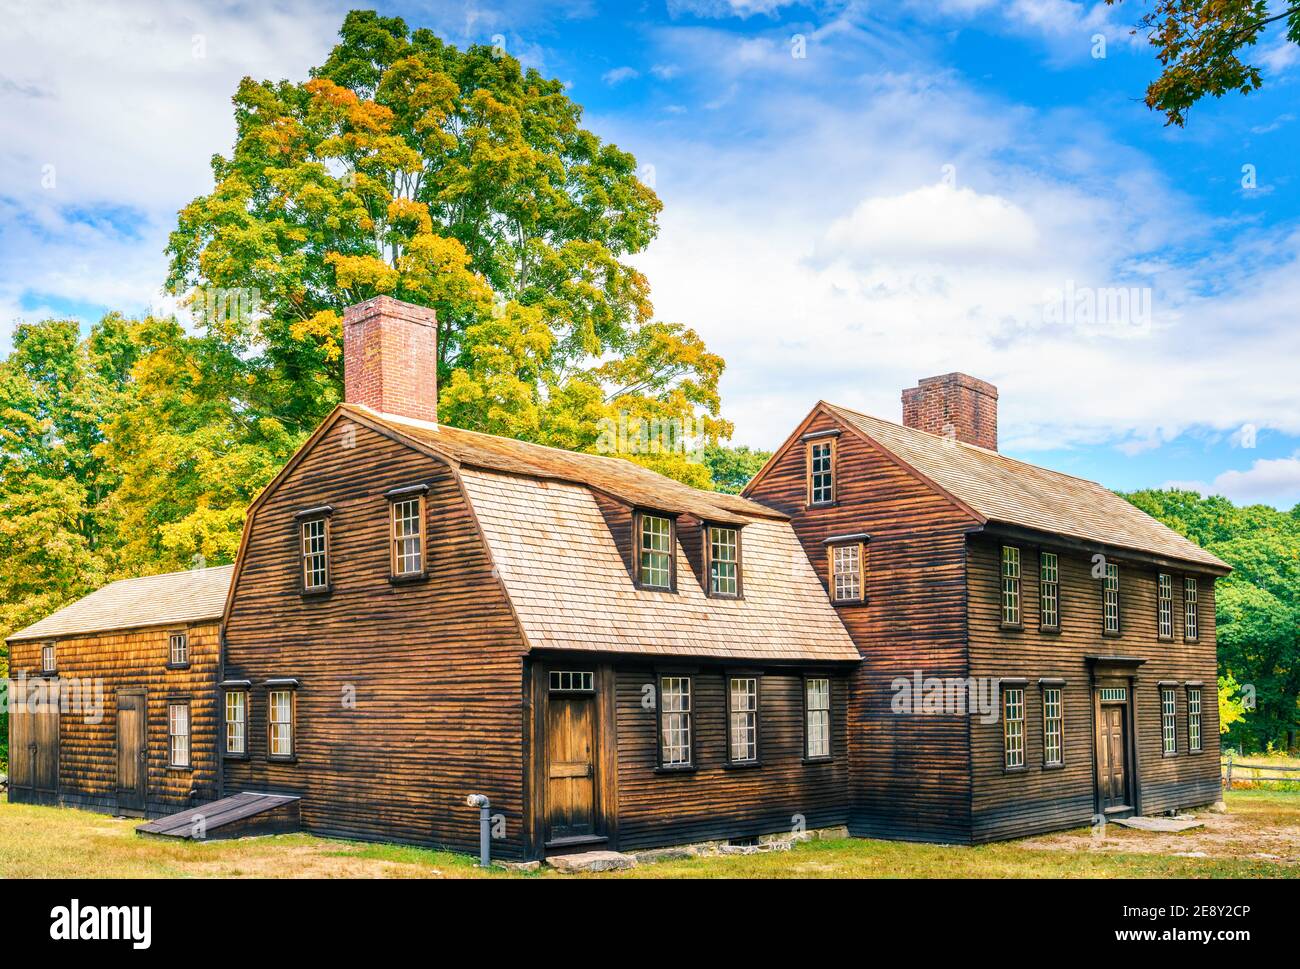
[1,790,1297,878]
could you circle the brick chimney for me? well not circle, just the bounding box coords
[901,373,998,450]
[342,296,438,423]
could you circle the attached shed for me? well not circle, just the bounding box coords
[6,566,233,817]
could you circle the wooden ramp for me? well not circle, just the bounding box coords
[137,792,301,841]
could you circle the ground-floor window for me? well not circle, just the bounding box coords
[805,677,831,759]
[269,689,295,759]
[225,690,247,755]
[1042,686,1063,767]
[1003,687,1025,769]
[1188,687,1202,753]
[727,676,758,764]
[168,701,191,768]
[1161,687,1178,755]
[659,676,692,767]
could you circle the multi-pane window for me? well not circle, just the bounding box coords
[391,497,424,576]
[1103,563,1120,634]
[225,691,247,756]
[1161,687,1177,755]
[269,689,294,758]
[805,678,831,759]
[1042,687,1063,767]
[168,702,191,768]
[830,542,864,602]
[659,676,692,767]
[169,632,188,666]
[1158,573,1174,639]
[639,514,673,590]
[41,643,55,674]
[1184,578,1198,640]
[1188,687,1202,753]
[301,518,329,591]
[549,670,594,692]
[709,526,739,597]
[1003,687,1025,769]
[808,440,834,505]
[728,677,758,764]
[1039,552,1059,629]
[1001,546,1021,626]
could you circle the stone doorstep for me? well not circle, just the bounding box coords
[626,825,850,864]
[545,850,637,874]
[1109,815,1205,833]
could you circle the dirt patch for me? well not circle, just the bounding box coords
[177,844,443,879]
[1019,809,1300,865]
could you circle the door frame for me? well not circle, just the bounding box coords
[528,660,618,856]
[115,688,148,816]
[1086,655,1145,818]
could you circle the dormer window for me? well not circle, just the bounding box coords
[635,512,675,591]
[806,438,836,506]
[825,534,869,604]
[386,484,429,581]
[295,505,333,594]
[706,525,741,598]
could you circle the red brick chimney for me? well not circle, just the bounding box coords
[343,296,438,423]
[901,373,998,451]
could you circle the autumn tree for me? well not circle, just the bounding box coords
[166,10,730,487]
[1109,0,1300,125]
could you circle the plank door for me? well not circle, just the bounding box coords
[116,691,147,814]
[1096,705,1127,810]
[8,684,59,803]
[545,693,596,841]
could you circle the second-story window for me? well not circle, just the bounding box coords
[1039,552,1059,630]
[1103,563,1120,635]
[1158,573,1173,640]
[301,517,329,592]
[41,642,56,674]
[807,439,834,506]
[708,526,740,597]
[637,513,674,590]
[1001,546,1021,627]
[829,541,865,603]
[1184,577,1199,641]
[169,632,188,667]
[391,497,425,577]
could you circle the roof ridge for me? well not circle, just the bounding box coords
[102,563,236,586]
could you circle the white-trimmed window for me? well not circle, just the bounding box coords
[225,690,247,756]
[169,632,188,666]
[638,513,673,590]
[269,689,295,759]
[41,642,55,674]
[168,701,191,768]
[1042,687,1063,767]
[808,439,834,506]
[1184,578,1199,640]
[805,677,831,759]
[1158,573,1173,640]
[1003,686,1025,769]
[830,542,865,603]
[391,497,425,577]
[728,677,759,764]
[1103,563,1120,634]
[301,517,329,591]
[708,526,740,597]
[659,676,692,767]
[1161,687,1177,755]
[1001,546,1022,626]
[1039,552,1059,629]
[1188,687,1202,753]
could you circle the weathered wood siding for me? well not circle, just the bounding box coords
[611,665,849,848]
[967,535,1221,842]
[6,622,220,816]
[745,411,980,843]
[222,416,531,859]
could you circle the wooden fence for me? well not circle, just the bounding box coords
[1222,750,1300,789]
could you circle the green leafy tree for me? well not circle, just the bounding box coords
[1219,672,1249,735]
[701,444,773,494]
[1123,488,1300,751]
[166,10,730,471]
[1109,0,1300,126]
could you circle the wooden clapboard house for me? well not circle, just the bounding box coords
[6,298,1228,856]
[743,374,1230,843]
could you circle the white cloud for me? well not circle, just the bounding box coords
[666,0,802,18]
[602,66,640,85]
[1165,453,1300,507]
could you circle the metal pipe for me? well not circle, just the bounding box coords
[466,794,491,867]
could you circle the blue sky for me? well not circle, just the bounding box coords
[2,0,1299,507]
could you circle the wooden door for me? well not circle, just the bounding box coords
[8,684,59,804]
[1097,705,1127,809]
[545,694,596,841]
[116,692,147,814]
